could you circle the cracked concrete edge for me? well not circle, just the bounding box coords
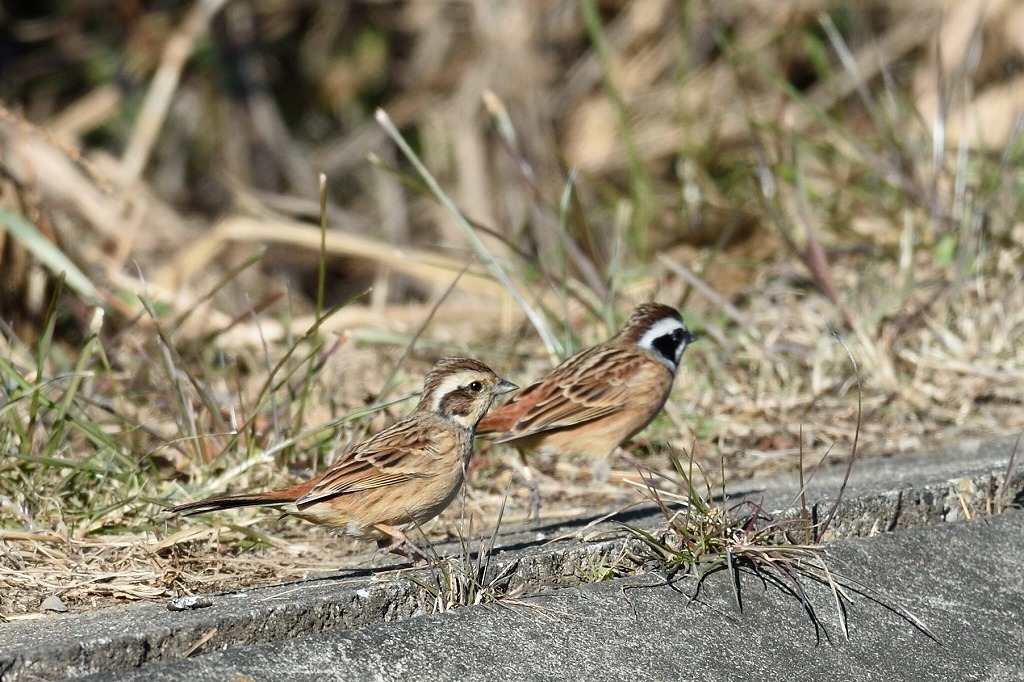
[1,434,1021,682]
[73,511,1024,682]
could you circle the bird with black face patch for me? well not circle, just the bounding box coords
[170,357,517,558]
[476,303,698,518]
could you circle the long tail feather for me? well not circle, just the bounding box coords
[170,486,304,516]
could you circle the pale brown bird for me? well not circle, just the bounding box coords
[170,357,517,555]
[476,303,698,516]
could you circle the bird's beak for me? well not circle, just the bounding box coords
[684,330,700,344]
[496,379,519,395]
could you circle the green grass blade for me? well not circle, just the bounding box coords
[0,207,101,303]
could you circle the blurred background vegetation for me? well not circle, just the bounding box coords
[1,0,1022,615]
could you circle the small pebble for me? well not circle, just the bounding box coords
[40,595,68,613]
[167,595,214,612]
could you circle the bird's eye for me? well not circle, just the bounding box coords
[468,381,483,392]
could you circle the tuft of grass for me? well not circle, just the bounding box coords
[620,446,936,641]
[408,500,526,614]
[572,549,637,585]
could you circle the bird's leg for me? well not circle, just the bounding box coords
[374,523,434,565]
[589,452,613,484]
[512,449,542,523]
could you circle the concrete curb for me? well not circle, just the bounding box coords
[77,511,1024,682]
[1,434,1021,681]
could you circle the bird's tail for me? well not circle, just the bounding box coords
[169,485,305,516]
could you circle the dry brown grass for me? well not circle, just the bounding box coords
[2,1,1023,619]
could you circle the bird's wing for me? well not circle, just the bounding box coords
[296,417,445,506]
[489,346,647,441]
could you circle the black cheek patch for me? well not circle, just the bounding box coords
[652,334,682,365]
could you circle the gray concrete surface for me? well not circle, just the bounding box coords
[1,434,1021,681]
[78,511,1024,682]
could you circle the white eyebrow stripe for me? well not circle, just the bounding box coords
[428,374,468,412]
[637,317,689,368]
[638,317,686,348]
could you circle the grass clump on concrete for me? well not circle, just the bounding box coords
[621,441,936,641]
[408,503,528,614]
